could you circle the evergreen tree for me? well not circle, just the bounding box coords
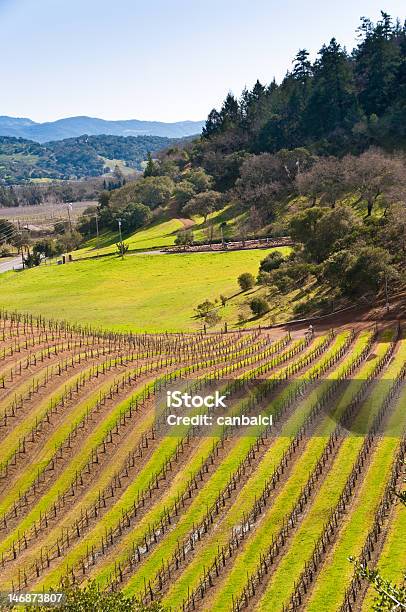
[305,38,359,139]
[292,49,312,83]
[354,12,402,116]
[238,81,267,135]
[144,152,156,177]
[219,93,240,130]
[202,108,222,137]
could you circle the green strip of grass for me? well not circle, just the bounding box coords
[161,331,368,609]
[0,372,158,557]
[256,337,406,611]
[10,335,282,579]
[117,333,352,599]
[0,355,115,470]
[206,331,393,611]
[0,334,244,516]
[116,334,347,594]
[361,479,406,611]
[306,388,406,611]
[36,335,330,588]
[1,335,267,585]
[0,348,226,561]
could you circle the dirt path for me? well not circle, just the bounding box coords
[178,217,195,229]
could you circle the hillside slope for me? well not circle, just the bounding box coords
[0,134,181,182]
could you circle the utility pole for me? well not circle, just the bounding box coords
[117,218,124,259]
[66,203,73,233]
[385,272,390,314]
[220,222,226,249]
[95,212,99,256]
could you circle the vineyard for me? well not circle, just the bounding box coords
[0,309,405,611]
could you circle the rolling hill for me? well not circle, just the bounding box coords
[0,134,184,183]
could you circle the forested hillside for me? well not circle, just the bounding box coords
[202,12,405,158]
[88,12,405,318]
[0,134,182,183]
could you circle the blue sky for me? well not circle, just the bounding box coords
[1,0,404,122]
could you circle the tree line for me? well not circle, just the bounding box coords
[202,12,405,157]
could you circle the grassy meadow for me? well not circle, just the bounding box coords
[0,248,289,332]
[73,218,186,259]
[73,204,249,260]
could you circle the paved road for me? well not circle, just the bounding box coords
[130,250,164,256]
[0,256,23,274]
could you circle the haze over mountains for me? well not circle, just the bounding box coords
[0,116,205,143]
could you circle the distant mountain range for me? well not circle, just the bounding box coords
[0,116,205,143]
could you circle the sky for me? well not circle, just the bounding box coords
[0,0,405,123]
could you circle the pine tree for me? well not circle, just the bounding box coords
[306,38,359,138]
[292,49,312,83]
[144,152,156,177]
[202,109,222,137]
[220,93,240,130]
[354,11,402,116]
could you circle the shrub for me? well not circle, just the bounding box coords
[195,299,215,318]
[324,246,397,298]
[204,310,222,327]
[268,269,293,293]
[257,271,272,286]
[120,202,152,231]
[0,244,13,258]
[283,261,315,283]
[238,272,255,291]
[56,230,83,252]
[116,241,129,256]
[35,579,164,611]
[293,296,333,316]
[33,238,60,258]
[259,251,285,272]
[250,297,270,316]
[175,229,194,250]
[23,252,41,268]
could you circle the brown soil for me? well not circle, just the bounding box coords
[0,336,265,584]
[178,218,195,229]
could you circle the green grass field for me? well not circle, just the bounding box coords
[73,204,248,260]
[74,218,186,258]
[0,248,288,332]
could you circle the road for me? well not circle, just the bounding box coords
[0,256,23,273]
